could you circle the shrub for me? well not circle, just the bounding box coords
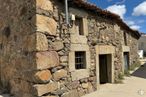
[115,72,124,84]
[118,72,124,80]
[124,70,131,77]
[129,61,141,71]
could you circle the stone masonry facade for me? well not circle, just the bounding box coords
[0,0,140,97]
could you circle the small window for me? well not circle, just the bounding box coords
[75,17,84,35]
[124,32,127,45]
[75,51,86,69]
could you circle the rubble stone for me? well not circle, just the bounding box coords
[82,83,89,89]
[52,41,64,51]
[36,0,53,12]
[34,82,58,96]
[35,70,52,83]
[53,69,67,80]
[36,14,57,35]
[24,32,48,52]
[36,51,59,70]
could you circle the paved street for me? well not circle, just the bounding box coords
[83,63,146,97]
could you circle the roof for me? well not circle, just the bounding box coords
[141,33,146,36]
[69,0,141,38]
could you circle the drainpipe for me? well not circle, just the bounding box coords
[65,0,69,25]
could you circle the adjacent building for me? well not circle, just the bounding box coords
[138,33,146,58]
[0,0,141,97]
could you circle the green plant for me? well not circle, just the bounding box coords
[115,72,124,84]
[124,70,131,77]
[129,61,141,71]
[118,72,124,80]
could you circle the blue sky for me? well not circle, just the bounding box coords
[88,0,146,33]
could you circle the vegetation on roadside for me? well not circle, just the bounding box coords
[124,61,141,77]
[115,72,124,84]
[115,60,141,84]
[129,61,141,71]
[124,70,131,77]
[118,72,125,80]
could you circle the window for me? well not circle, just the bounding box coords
[69,44,90,80]
[75,51,86,69]
[75,17,84,35]
[124,32,127,45]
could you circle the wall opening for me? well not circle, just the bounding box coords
[124,52,129,71]
[99,54,112,84]
[75,17,84,35]
[124,32,127,46]
[75,51,86,69]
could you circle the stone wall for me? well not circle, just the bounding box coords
[87,16,124,79]
[128,33,139,66]
[0,0,139,97]
[0,0,37,96]
[87,15,139,81]
[138,34,146,53]
[0,0,96,96]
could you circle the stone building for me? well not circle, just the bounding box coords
[138,33,146,57]
[0,0,141,97]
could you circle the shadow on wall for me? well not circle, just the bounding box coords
[0,0,36,95]
[131,63,146,79]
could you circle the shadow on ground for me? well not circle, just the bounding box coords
[131,63,146,79]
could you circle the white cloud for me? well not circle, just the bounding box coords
[106,5,126,19]
[130,25,141,30]
[125,20,141,30]
[125,20,135,25]
[132,1,146,16]
[137,20,145,24]
[106,4,141,30]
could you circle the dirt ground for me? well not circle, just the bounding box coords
[83,63,146,97]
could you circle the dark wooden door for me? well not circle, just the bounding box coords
[99,55,108,84]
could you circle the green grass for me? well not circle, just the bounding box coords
[124,70,131,77]
[129,61,141,71]
[118,72,125,80]
[115,72,124,84]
